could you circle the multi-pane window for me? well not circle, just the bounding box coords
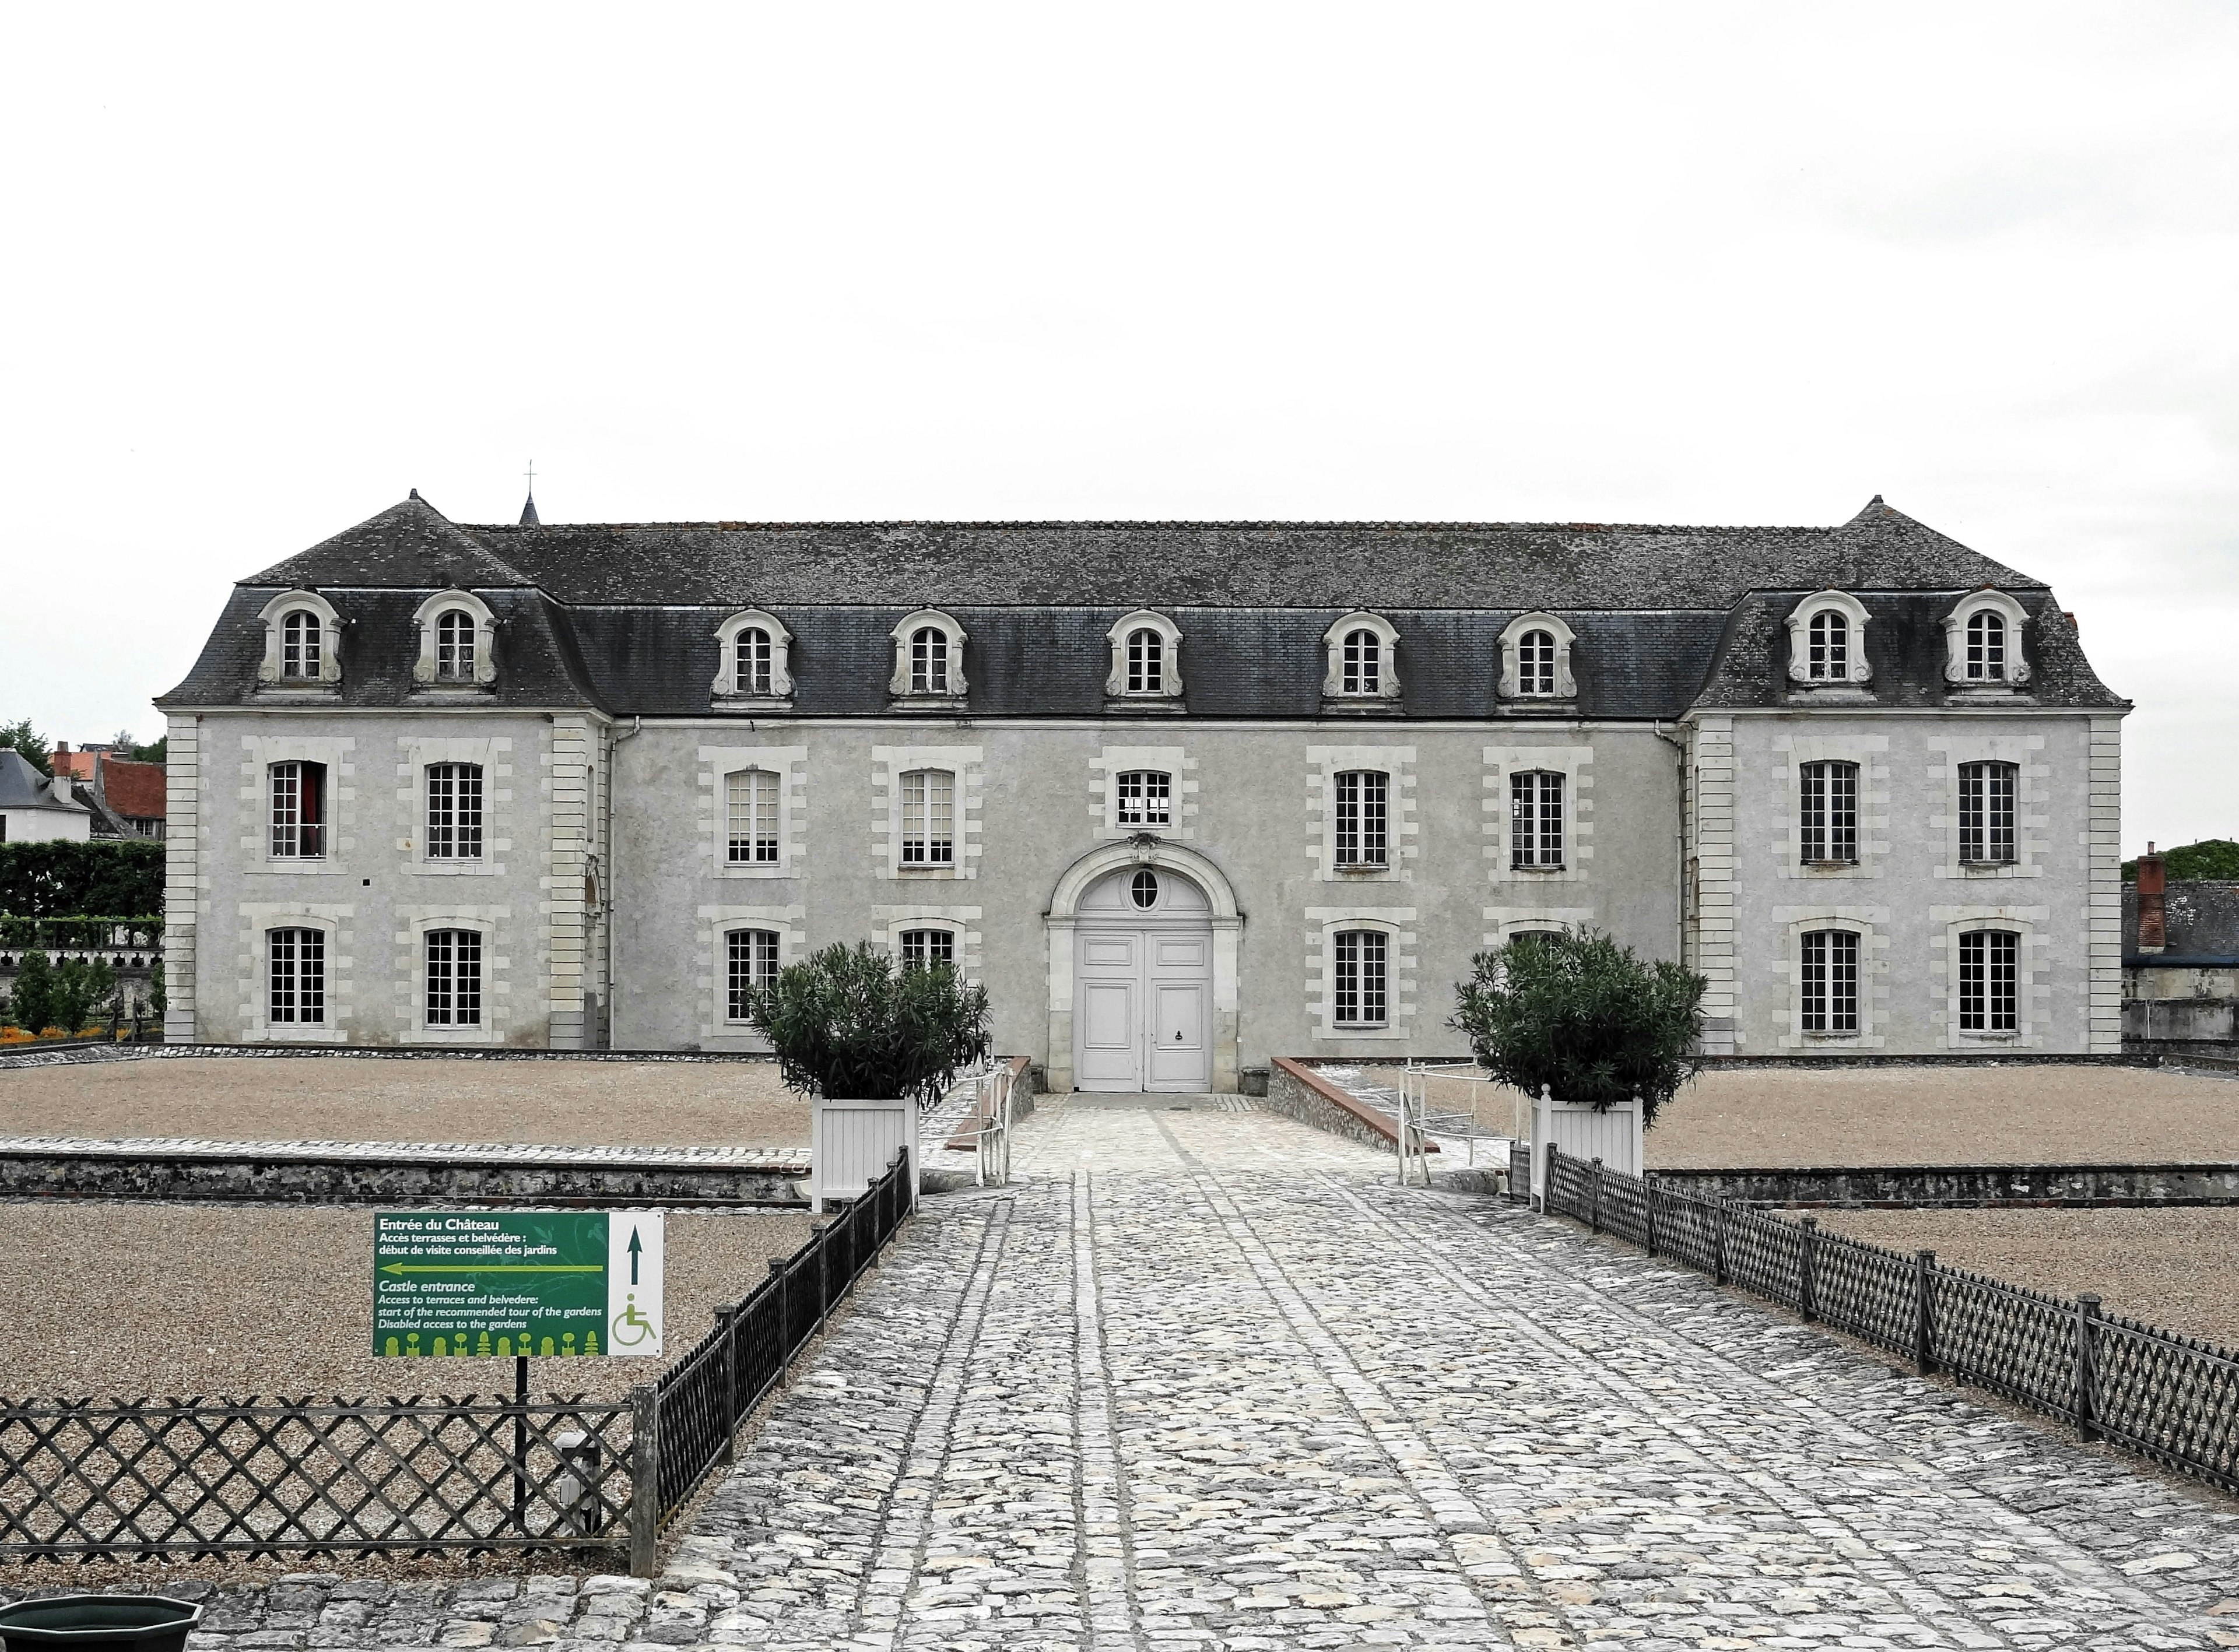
[900,768,954,866]
[426,763,485,860]
[435,610,475,681]
[725,928,780,1020]
[269,761,327,859]
[900,928,956,970]
[1799,761,1859,864]
[1958,761,2017,864]
[1800,929,1859,1034]
[1126,629,1163,694]
[1518,629,1556,696]
[911,627,950,694]
[424,929,482,1027]
[1959,929,2019,1033]
[280,610,322,680]
[1807,610,1848,680]
[268,927,325,1024]
[1341,628,1380,695]
[726,768,780,864]
[735,627,773,695]
[1333,769,1388,868]
[1509,770,1564,868]
[1115,769,1170,828]
[1332,929,1388,1027]
[1966,611,2006,682]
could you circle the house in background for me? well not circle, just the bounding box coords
[0,750,91,842]
[2125,846,2238,1059]
[48,742,166,839]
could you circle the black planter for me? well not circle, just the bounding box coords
[0,1597,203,1652]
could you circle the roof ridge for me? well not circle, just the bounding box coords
[468,519,1843,533]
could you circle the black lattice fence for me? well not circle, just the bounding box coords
[0,1150,917,1571]
[1543,1144,2239,1497]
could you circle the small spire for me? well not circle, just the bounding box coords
[410,487,422,501]
[1869,493,1884,505]
[520,459,539,526]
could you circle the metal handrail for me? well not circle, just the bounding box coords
[1395,1060,1519,1187]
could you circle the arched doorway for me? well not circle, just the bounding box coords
[1074,866,1213,1091]
[1045,841,1244,1094]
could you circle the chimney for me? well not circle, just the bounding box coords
[2136,841,2166,954]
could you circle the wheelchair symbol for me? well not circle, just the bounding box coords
[611,1292,656,1348]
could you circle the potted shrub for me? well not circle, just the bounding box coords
[743,942,991,1208]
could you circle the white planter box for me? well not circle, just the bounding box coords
[810,1096,920,1214]
[1530,1091,1643,1200]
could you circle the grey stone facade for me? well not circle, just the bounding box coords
[157,493,2129,1074]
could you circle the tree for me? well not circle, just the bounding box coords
[0,718,50,777]
[0,841,164,916]
[128,736,167,764]
[1450,927,1706,1125]
[2124,839,2239,881]
[743,941,991,1103]
[8,950,56,1034]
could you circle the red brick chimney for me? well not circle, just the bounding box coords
[2136,841,2166,954]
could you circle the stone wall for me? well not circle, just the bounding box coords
[1264,1057,1406,1154]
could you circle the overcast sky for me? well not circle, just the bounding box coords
[2,3,2233,851]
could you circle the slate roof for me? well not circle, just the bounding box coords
[163,494,2125,719]
[0,751,88,814]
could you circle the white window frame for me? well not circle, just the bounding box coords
[424,762,485,862]
[268,760,329,861]
[1309,911,1413,1041]
[1957,760,2020,867]
[1104,610,1185,701]
[1942,590,2032,688]
[1497,612,1578,700]
[700,907,803,1046]
[422,926,485,1029]
[1321,611,1402,702]
[889,609,969,701]
[1938,909,2044,1048]
[1114,769,1173,829]
[1957,926,2019,1036]
[711,609,795,704]
[409,590,499,688]
[1799,926,1861,1037]
[1509,770,1566,870]
[724,768,782,866]
[1776,909,1883,1050]
[1332,769,1390,871]
[255,590,345,688]
[897,926,959,970]
[267,924,329,1028]
[723,926,782,1023]
[1784,590,1873,687]
[701,745,803,878]
[899,768,956,869]
[1798,760,1859,866]
[1331,928,1389,1028]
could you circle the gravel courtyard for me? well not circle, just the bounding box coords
[0,1203,813,1401]
[0,1055,806,1148]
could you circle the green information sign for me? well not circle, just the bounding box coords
[373,1210,665,1358]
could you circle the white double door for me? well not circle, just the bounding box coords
[1075,920,1213,1092]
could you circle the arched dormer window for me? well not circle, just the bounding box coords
[1497,612,1578,701]
[255,590,345,688]
[1942,590,2031,689]
[711,609,795,704]
[1321,611,1402,703]
[1784,591,1873,688]
[1104,610,1185,702]
[410,590,499,688]
[889,610,968,701]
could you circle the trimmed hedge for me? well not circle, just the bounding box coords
[0,840,164,918]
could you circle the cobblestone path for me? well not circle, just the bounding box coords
[148,1100,2239,1651]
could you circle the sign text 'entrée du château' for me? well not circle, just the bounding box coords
[373,1211,664,1358]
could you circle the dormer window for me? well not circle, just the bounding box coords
[1784,591,1873,689]
[1104,610,1185,704]
[1942,590,2031,690]
[1497,613,1578,701]
[888,610,969,702]
[1321,611,1402,705]
[711,609,794,705]
[282,611,322,680]
[410,590,498,689]
[434,610,476,681]
[255,590,345,689]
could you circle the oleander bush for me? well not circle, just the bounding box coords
[1450,926,1705,1124]
[743,941,991,1103]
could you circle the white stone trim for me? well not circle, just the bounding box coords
[394,906,511,1045]
[409,590,500,688]
[2087,714,2125,1054]
[871,905,985,986]
[1929,904,2050,1050]
[398,734,512,878]
[237,903,354,1043]
[1689,718,1737,1053]
[1771,905,1890,1051]
[872,744,983,880]
[888,609,970,702]
[711,610,795,706]
[1306,743,1417,884]
[1088,744,1196,841]
[696,904,806,1050]
[241,733,356,874]
[1306,907,1417,1042]
[1942,589,2033,688]
[1321,611,1403,701]
[1925,733,2045,881]
[1104,610,1185,700]
[1482,743,1593,886]
[162,715,201,1043]
[545,719,596,1049]
[1497,612,1578,700]
[1785,590,1873,687]
[699,744,808,878]
[1771,732,1889,882]
[254,590,345,687]
[1481,905,1596,946]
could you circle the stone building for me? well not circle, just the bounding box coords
[2124,850,2238,1053]
[0,750,91,843]
[155,493,2127,1082]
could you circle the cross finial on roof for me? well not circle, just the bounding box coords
[520,460,541,528]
